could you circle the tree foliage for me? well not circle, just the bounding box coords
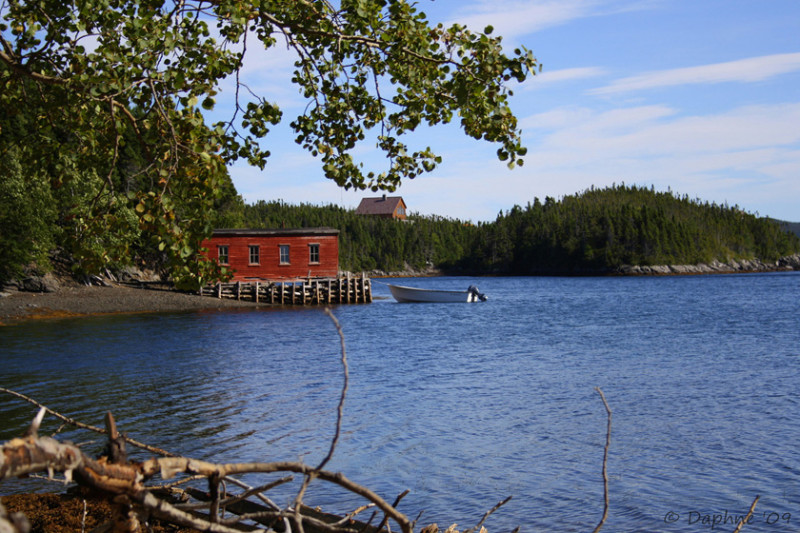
[0,0,537,287]
[0,147,58,281]
[223,186,800,276]
[464,185,800,274]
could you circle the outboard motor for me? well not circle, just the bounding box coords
[467,285,488,302]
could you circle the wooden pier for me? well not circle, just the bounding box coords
[198,273,372,305]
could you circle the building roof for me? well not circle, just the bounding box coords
[355,195,406,216]
[211,228,339,237]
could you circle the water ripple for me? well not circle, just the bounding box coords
[2,273,799,531]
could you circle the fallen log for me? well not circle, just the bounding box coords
[180,486,383,533]
[0,409,412,533]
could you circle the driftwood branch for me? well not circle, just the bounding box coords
[731,495,759,533]
[373,489,410,533]
[318,308,349,471]
[0,306,406,533]
[591,387,612,533]
[0,387,175,457]
[0,421,412,533]
[0,382,622,533]
[463,496,512,533]
[0,304,410,533]
[1,312,618,533]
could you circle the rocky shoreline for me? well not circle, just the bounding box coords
[2,254,798,324]
[0,283,262,325]
[615,253,800,275]
[365,254,800,277]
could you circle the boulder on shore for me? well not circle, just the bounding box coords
[19,273,61,293]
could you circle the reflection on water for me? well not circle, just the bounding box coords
[2,273,800,532]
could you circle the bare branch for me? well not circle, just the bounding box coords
[731,495,759,533]
[463,496,512,533]
[23,408,46,438]
[0,387,176,457]
[332,504,376,527]
[318,308,349,471]
[374,489,410,533]
[0,35,68,85]
[256,11,451,67]
[591,387,612,533]
[0,431,412,533]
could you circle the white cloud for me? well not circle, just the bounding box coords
[525,104,675,133]
[591,52,800,95]
[529,67,607,87]
[383,102,800,222]
[447,0,657,39]
[447,0,594,37]
[563,103,800,156]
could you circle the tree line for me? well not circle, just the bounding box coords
[3,172,798,283]
[462,184,800,274]
[222,199,479,274]
[223,185,800,275]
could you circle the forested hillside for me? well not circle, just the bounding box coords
[235,200,478,273]
[778,221,800,239]
[463,185,800,274]
[224,185,800,275]
[4,181,797,283]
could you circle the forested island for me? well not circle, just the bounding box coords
[220,184,800,276]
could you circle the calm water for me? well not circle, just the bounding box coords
[1,273,799,532]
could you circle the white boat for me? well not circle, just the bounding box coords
[387,284,488,303]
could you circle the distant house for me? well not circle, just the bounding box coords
[201,228,339,281]
[355,195,407,220]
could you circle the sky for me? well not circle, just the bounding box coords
[225,0,800,223]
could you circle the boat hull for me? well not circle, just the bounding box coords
[388,284,481,303]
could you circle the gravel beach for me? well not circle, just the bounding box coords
[0,284,265,325]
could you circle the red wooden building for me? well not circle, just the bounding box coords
[201,228,339,281]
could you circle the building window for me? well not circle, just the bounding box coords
[396,206,406,217]
[309,244,320,264]
[279,244,290,264]
[249,245,260,265]
[217,245,229,265]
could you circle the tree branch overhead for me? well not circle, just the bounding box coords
[0,0,538,288]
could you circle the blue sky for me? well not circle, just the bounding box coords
[227,0,800,223]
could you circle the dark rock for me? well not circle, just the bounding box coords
[117,266,163,282]
[20,273,60,293]
[618,253,800,276]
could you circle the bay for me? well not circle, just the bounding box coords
[1,273,799,532]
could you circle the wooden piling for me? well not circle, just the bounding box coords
[199,275,372,306]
